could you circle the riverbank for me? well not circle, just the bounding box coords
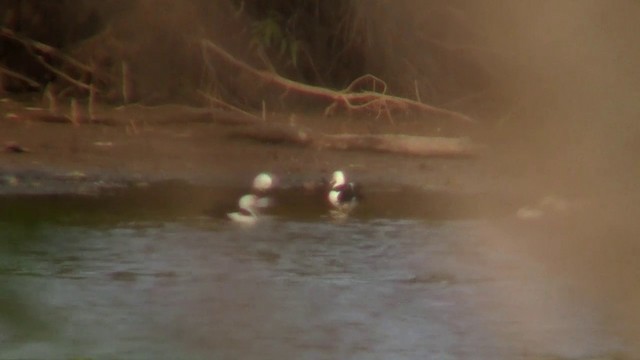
[0,100,503,194]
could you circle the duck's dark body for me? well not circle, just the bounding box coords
[331,183,357,205]
[328,170,359,213]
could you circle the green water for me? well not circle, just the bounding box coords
[0,185,631,359]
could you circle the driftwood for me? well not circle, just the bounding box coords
[201,39,474,124]
[231,123,476,158]
[318,134,475,157]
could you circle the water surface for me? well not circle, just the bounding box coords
[0,186,630,359]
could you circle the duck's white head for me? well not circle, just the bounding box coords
[252,173,273,192]
[238,194,258,211]
[330,170,346,188]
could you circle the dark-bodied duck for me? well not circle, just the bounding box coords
[328,170,358,215]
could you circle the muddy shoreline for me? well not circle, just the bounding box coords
[0,100,539,218]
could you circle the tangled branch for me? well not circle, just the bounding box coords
[201,39,474,124]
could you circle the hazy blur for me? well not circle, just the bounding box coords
[451,0,640,349]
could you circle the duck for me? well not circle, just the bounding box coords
[252,172,273,193]
[328,170,358,214]
[227,194,259,225]
[251,172,275,209]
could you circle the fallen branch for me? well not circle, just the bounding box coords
[317,134,475,157]
[201,39,474,124]
[231,123,476,158]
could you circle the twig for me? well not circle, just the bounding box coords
[0,65,42,89]
[70,98,81,126]
[121,61,131,104]
[1,27,95,74]
[44,83,57,113]
[31,51,93,92]
[344,74,387,94]
[198,90,261,121]
[1,27,105,93]
[414,80,422,103]
[88,82,96,120]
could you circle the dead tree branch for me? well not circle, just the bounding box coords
[1,27,99,92]
[1,27,95,74]
[200,39,474,124]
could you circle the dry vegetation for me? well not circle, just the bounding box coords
[0,1,498,116]
[0,0,486,157]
